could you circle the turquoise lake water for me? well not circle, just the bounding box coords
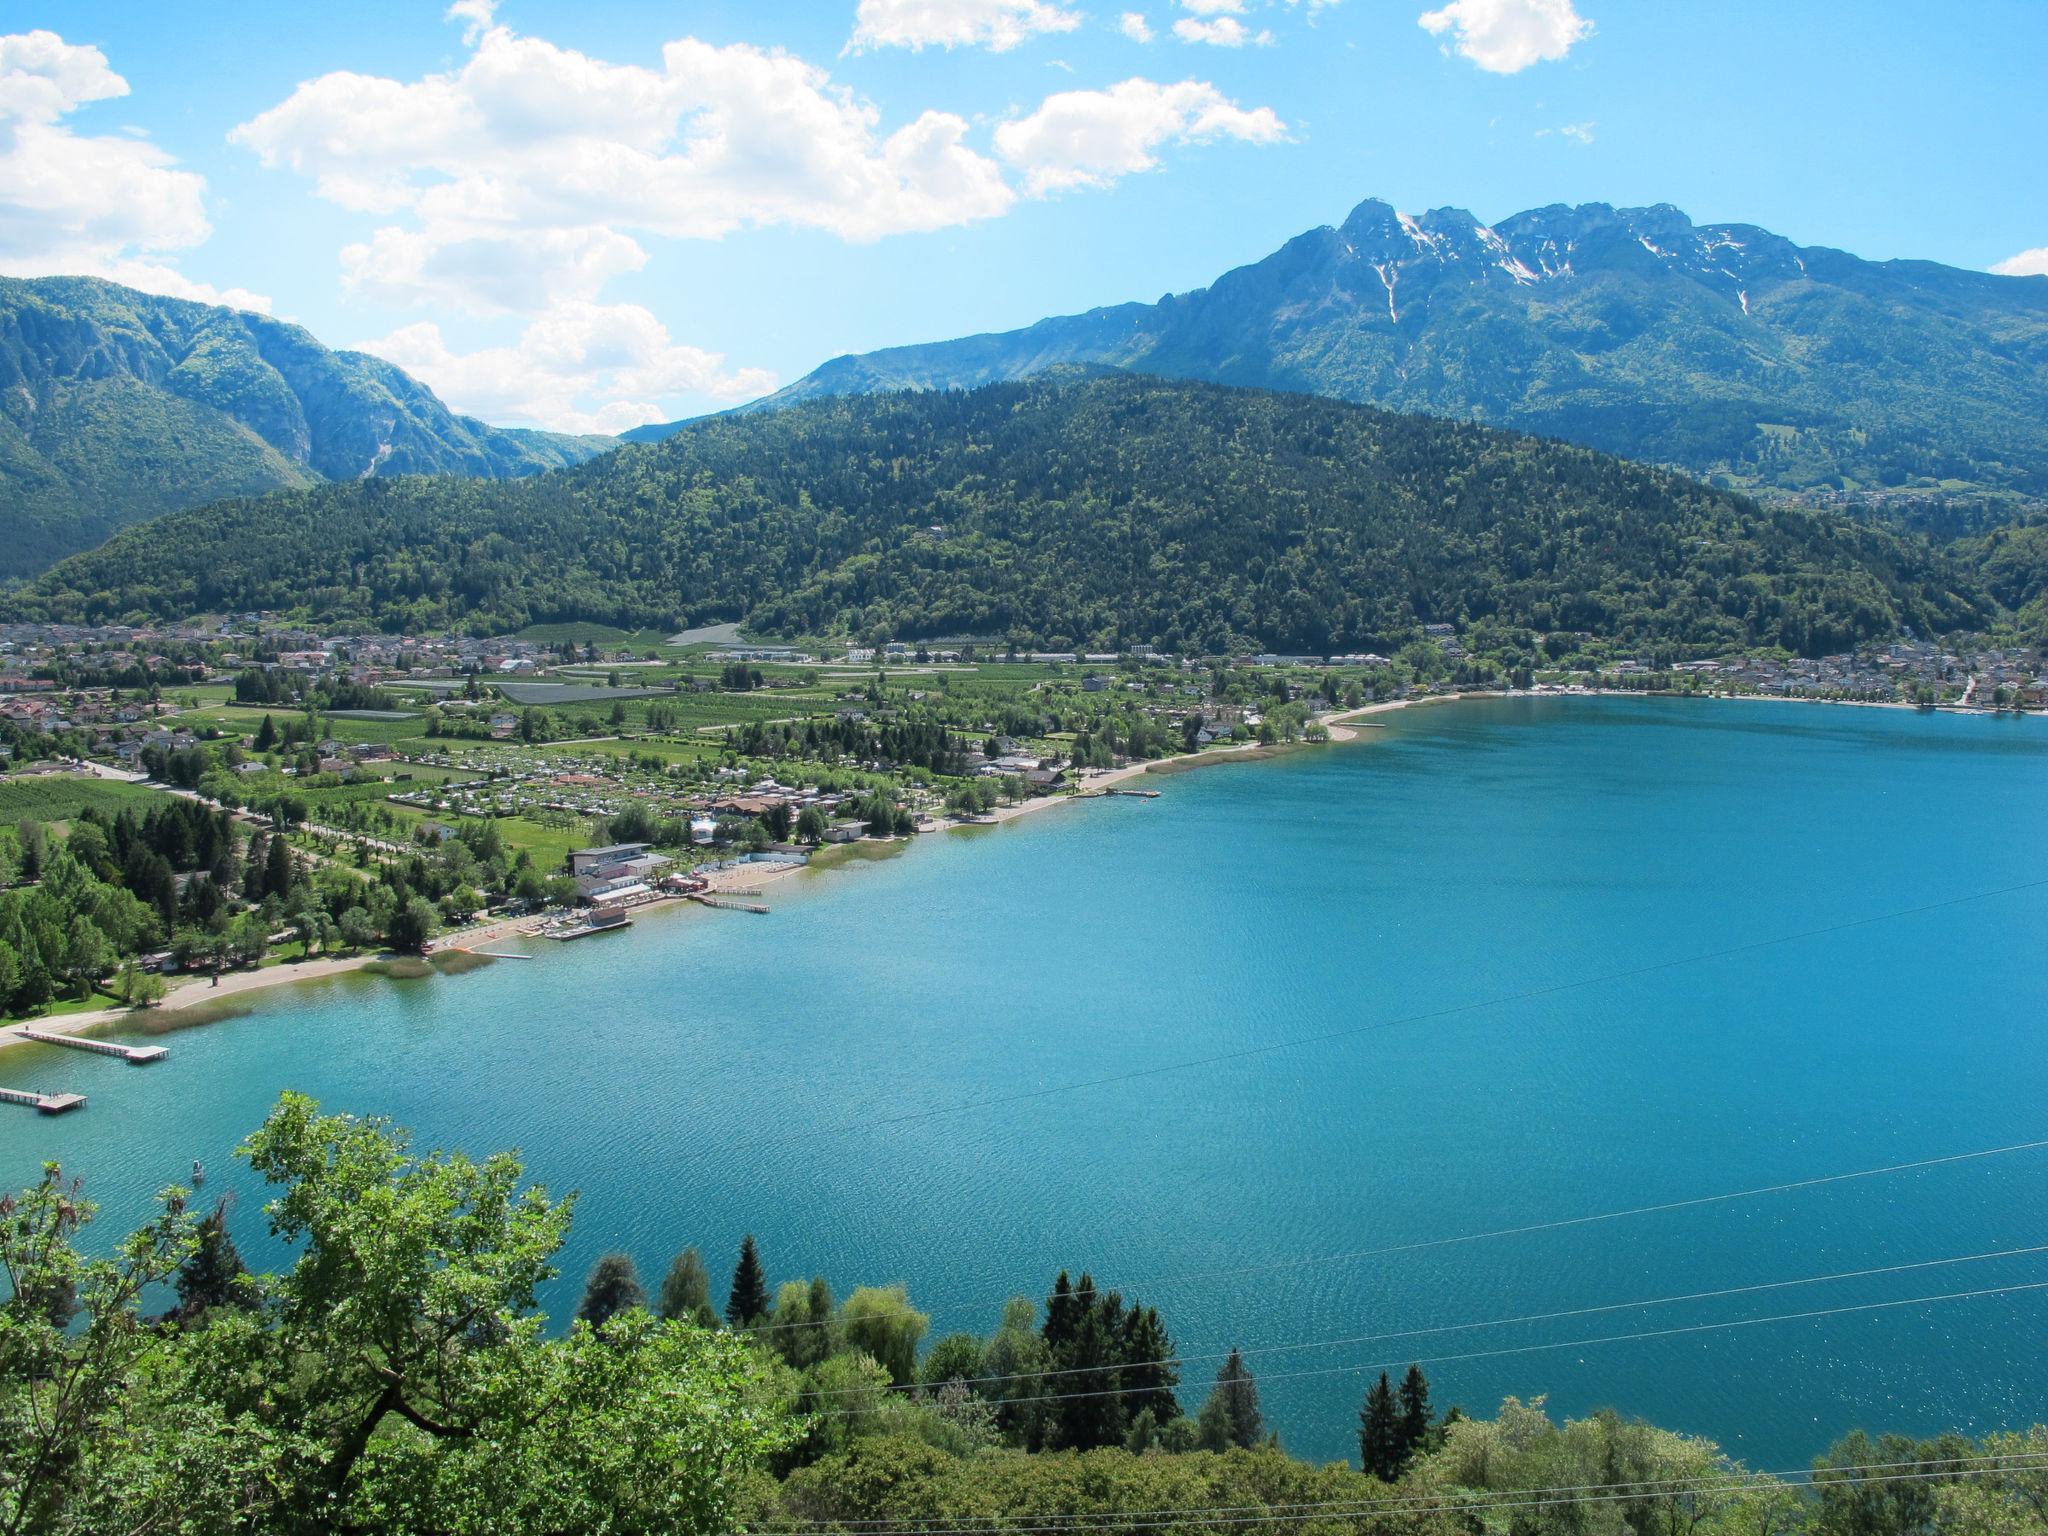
[3,696,2045,1468]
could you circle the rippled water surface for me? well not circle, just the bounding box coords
[5,696,2045,1466]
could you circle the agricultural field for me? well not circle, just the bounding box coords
[0,774,173,823]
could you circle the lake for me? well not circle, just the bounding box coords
[4,695,2045,1468]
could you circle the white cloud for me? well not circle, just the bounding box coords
[849,0,1083,52]
[1991,247,2048,278]
[994,77,1285,195]
[1417,0,1592,73]
[0,31,265,308]
[1559,119,1594,142]
[1173,16,1272,45]
[230,22,1019,315]
[1178,0,1246,13]
[445,0,498,47]
[341,225,648,316]
[359,301,777,434]
[1119,12,1155,41]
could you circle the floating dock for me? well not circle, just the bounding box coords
[16,1028,168,1064]
[0,1086,87,1114]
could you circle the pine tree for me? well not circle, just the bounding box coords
[576,1252,644,1330]
[1203,1348,1263,1451]
[1119,1305,1181,1427]
[254,714,278,752]
[265,834,295,901]
[174,1199,254,1320]
[1056,1304,1129,1451]
[726,1233,769,1327]
[1042,1270,1083,1353]
[1359,1370,1403,1480]
[243,831,269,903]
[657,1246,713,1325]
[1397,1363,1434,1459]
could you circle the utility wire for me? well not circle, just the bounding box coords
[806,1277,2048,1420]
[754,1449,2048,1531]
[731,1134,2048,1341]
[757,1455,2048,1536]
[794,1241,2048,1402]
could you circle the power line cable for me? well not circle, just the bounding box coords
[732,1134,2048,1342]
[807,1277,2048,1419]
[758,1455,2048,1536]
[754,1449,2048,1531]
[796,1241,2048,1402]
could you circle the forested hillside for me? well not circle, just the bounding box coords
[0,276,612,575]
[693,199,2048,499]
[17,373,1993,655]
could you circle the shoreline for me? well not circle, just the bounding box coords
[2,686,2030,1064]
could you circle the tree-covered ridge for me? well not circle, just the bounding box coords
[16,373,1993,657]
[0,275,614,576]
[717,199,2048,498]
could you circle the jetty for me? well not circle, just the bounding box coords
[0,1086,87,1114]
[689,894,770,914]
[16,1028,168,1064]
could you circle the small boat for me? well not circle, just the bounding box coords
[191,1159,205,1186]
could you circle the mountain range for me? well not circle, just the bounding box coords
[19,372,1993,655]
[631,199,2048,502]
[0,277,612,577]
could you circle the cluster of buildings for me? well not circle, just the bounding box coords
[1610,638,2048,707]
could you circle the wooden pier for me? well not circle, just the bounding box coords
[16,1028,168,1064]
[0,1086,87,1114]
[689,894,770,914]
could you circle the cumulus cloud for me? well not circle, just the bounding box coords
[359,301,777,435]
[229,22,1018,316]
[1991,248,2048,278]
[849,0,1083,52]
[1417,0,1592,73]
[1120,13,1156,41]
[994,77,1285,195]
[1174,16,1272,45]
[341,225,648,316]
[0,31,263,307]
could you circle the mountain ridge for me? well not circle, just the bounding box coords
[0,275,616,577]
[628,198,2048,498]
[18,372,1993,656]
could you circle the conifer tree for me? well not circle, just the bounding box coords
[174,1199,255,1320]
[1397,1363,1434,1458]
[1203,1348,1263,1451]
[1119,1305,1181,1427]
[726,1233,769,1326]
[264,834,294,901]
[1042,1270,1083,1354]
[1359,1370,1403,1480]
[254,714,278,752]
[243,831,269,903]
[576,1252,644,1330]
[657,1246,713,1325]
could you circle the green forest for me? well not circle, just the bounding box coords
[14,374,1999,657]
[4,1093,2041,1535]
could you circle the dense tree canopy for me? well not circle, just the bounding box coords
[16,374,1993,657]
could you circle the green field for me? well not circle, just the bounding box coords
[0,774,172,823]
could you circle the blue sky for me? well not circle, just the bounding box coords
[4,0,2044,433]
